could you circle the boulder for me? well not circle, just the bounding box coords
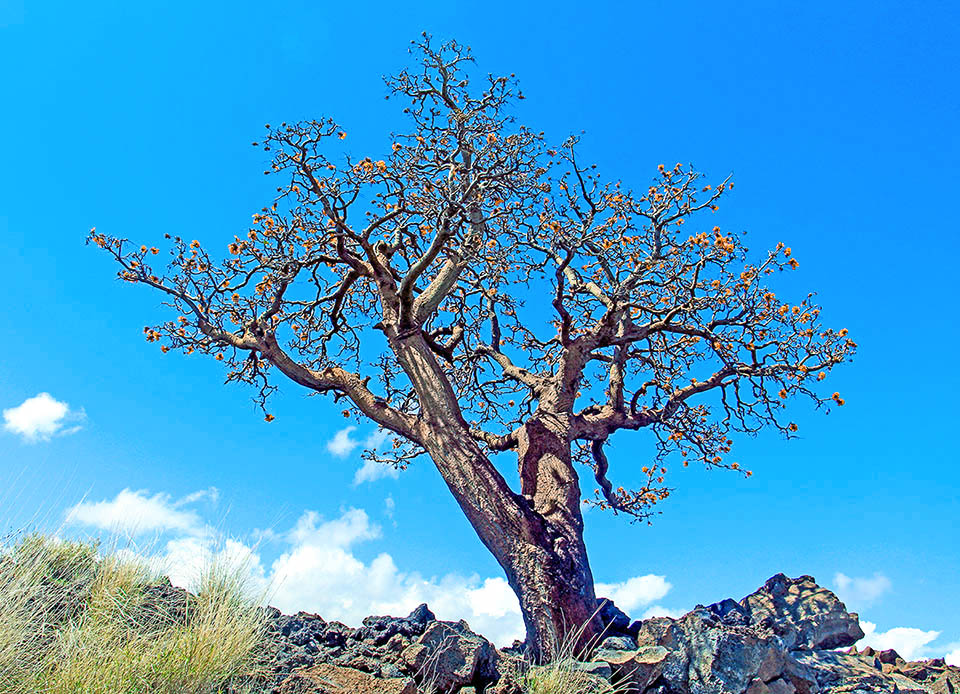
[631,608,789,694]
[877,648,902,665]
[739,574,864,650]
[885,657,960,693]
[930,670,960,694]
[594,644,668,691]
[745,678,796,694]
[599,635,638,651]
[278,663,417,694]
[786,649,926,693]
[400,619,498,692]
[571,659,614,680]
[596,597,634,637]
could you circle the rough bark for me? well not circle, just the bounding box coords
[390,329,600,660]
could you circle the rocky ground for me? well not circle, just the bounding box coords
[250,573,959,693]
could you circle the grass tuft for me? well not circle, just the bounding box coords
[0,533,268,694]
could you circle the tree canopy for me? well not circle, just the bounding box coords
[90,36,855,656]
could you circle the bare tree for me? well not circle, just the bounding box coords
[89,36,855,660]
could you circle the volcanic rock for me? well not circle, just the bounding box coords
[739,573,864,650]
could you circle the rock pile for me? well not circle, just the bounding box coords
[258,603,500,693]
[253,573,957,693]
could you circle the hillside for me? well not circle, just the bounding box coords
[1,536,957,693]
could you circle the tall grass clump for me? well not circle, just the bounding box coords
[519,606,635,694]
[0,532,269,694]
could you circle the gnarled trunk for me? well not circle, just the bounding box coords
[391,332,601,660]
[422,419,602,661]
[511,414,602,660]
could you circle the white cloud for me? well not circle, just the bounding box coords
[858,620,941,661]
[327,426,360,457]
[595,574,671,614]
[326,426,398,485]
[834,572,892,608]
[177,487,219,506]
[354,458,401,485]
[65,488,209,536]
[384,495,396,519]
[3,392,84,442]
[945,644,960,666]
[66,491,684,647]
[328,426,390,458]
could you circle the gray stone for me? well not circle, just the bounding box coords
[400,620,498,692]
[740,573,864,650]
[788,650,906,693]
[595,644,669,692]
[746,677,796,694]
[598,635,637,651]
[570,659,613,680]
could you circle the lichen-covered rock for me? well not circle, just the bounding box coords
[571,659,614,680]
[163,572,957,694]
[594,644,668,691]
[630,608,789,694]
[739,574,864,650]
[787,649,929,693]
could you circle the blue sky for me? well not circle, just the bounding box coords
[1,0,958,659]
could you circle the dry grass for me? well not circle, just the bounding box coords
[0,533,268,694]
[519,606,635,694]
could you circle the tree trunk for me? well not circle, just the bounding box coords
[391,332,602,660]
[421,421,602,661]
[511,414,603,660]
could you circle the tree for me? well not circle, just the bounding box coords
[89,36,855,660]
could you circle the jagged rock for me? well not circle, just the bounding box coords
[596,598,633,637]
[787,650,928,693]
[599,635,638,651]
[491,652,527,692]
[739,574,864,650]
[400,619,498,692]
[631,608,787,694]
[486,680,524,694]
[930,670,960,694]
[594,644,668,691]
[571,659,614,679]
[877,648,901,665]
[886,657,960,693]
[131,571,959,694]
[278,663,417,693]
[138,579,192,626]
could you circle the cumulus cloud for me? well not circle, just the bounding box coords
[858,620,941,661]
[66,489,685,647]
[3,392,84,442]
[353,458,401,485]
[327,426,361,457]
[325,426,398,485]
[251,507,526,644]
[595,574,671,613]
[834,572,892,608]
[65,488,216,536]
[945,644,960,667]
